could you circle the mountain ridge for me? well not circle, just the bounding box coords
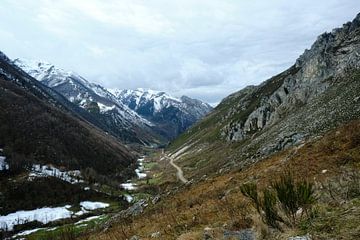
[167,12,360,178]
[13,59,213,142]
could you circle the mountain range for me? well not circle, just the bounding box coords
[1,11,360,240]
[13,59,212,144]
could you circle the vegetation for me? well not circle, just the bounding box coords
[81,120,360,240]
[241,172,314,229]
[0,78,136,183]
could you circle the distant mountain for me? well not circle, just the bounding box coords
[110,88,213,139]
[14,59,213,142]
[13,59,161,146]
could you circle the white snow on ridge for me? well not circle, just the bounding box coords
[13,58,72,87]
[0,156,9,171]
[29,164,84,184]
[110,88,183,113]
[0,205,72,231]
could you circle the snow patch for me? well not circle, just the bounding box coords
[97,102,116,113]
[124,194,134,203]
[75,215,104,225]
[29,164,83,184]
[13,227,45,237]
[0,156,9,171]
[0,205,72,231]
[120,182,137,190]
[80,201,109,211]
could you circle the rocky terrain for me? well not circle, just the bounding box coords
[111,88,212,140]
[79,13,360,240]
[168,12,360,177]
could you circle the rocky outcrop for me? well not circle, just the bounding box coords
[169,13,360,178]
[221,13,360,150]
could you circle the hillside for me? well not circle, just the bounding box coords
[13,59,212,144]
[86,118,360,240]
[167,12,360,179]
[13,59,162,146]
[0,51,138,237]
[77,13,360,240]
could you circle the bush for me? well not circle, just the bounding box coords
[262,189,283,229]
[240,172,315,229]
[272,172,314,226]
[240,183,260,213]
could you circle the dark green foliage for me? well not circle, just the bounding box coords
[240,183,260,213]
[272,172,314,226]
[241,172,315,229]
[262,189,283,229]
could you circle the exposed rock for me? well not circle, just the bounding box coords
[130,236,141,240]
[203,227,255,240]
[218,13,360,157]
[150,231,161,238]
[111,89,213,140]
[113,200,148,219]
[223,229,255,240]
[151,195,161,204]
[288,234,311,240]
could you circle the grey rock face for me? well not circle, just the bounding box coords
[112,89,213,140]
[221,13,360,154]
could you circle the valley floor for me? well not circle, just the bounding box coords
[79,120,360,240]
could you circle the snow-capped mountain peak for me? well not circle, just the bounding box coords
[110,88,213,139]
[13,58,74,88]
[13,57,212,142]
[110,88,185,112]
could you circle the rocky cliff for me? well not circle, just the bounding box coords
[168,13,360,177]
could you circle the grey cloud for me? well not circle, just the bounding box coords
[0,0,359,103]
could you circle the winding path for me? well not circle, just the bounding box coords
[168,156,188,184]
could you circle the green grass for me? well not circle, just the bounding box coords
[24,215,109,240]
[143,162,158,170]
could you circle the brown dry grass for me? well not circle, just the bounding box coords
[81,120,360,240]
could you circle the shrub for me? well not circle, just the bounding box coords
[272,172,314,226]
[262,188,283,229]
[240,172,315,229]
[240,183,260,213]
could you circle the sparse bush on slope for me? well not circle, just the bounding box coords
[241,172,315,229]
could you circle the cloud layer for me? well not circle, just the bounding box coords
[0,0,359,105]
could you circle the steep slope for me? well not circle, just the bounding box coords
[168,12,360,179]
[110,88,213,140]
[0,51,136,180]
[13,59,162,145]
[87,119,360,240]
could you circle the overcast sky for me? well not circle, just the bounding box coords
[0,0,359,105]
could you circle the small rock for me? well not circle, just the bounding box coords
[150,231,161,238]
[130,236,140,240]
[288,234,311,240]
[152,195,161,204]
